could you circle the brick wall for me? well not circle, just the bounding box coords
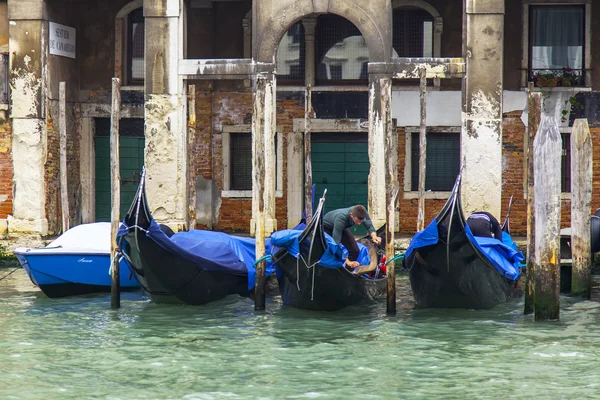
[188,89,600,236]
[191,88,304,232]
[45,103,81,235]
[0,120,12,219]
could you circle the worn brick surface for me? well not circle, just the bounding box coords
[0,121,12,219]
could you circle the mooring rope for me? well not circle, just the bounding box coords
[294,253,321,300]
[0,267,20,282]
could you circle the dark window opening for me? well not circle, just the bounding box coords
[128,7,145,85]
[0,53,8,104]
[411,132,460,191]
[392,7,434,58]
[529,5,584,87]
[561,133,571,193]
[230,133,252,191]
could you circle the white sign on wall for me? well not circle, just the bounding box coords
[49,22,76,59]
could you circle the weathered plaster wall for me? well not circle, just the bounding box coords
[72,0,128,92]
[0,1,8,50]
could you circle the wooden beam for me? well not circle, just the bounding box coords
[304,85,313,222]
[178,59,275,80]
[570,118,592,297]
[369,58,465,79]
[533,116,561,321]
[524,82,541,315]
[417,68,427,232]
[110,78,121,310]
[59,81,69,233]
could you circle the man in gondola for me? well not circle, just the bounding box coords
[466,211,503,240]
[323,205,381,268]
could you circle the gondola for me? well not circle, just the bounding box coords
[118,170,275,305]
[403,172,524,309]
[271,191,387,311]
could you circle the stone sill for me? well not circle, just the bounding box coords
[222,190,283,198]
[521,86,592,93]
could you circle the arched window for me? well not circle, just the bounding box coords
[315,15,369,83]
[392,7,434,58]
[276,21,305,82]
[115,1,144,86]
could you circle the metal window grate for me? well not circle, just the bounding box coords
[230,133,252,190]
[393,7,434,58]
[277,22,305,81]
[316,14,369,81]
[411,132,460,191]
[128,8,145,84]
[561,133,571,193]
[0,53,8,104]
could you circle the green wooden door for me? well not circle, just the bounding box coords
[312,133,369,235]
[95,119,145,222]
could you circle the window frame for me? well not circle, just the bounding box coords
[115,1,144,89]
[521,0,591,89]
[403,126,461,199]
[221,125,284,198]
[126,7,145,86]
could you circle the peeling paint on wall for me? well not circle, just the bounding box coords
[145,94,185,223]
[462,90,501,140]
[10,56,42,117]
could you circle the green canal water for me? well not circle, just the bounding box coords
[1,267,600,400]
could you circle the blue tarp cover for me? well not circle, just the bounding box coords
[119,219,275,290]
[404,219,524,281]
[270,229,371,269]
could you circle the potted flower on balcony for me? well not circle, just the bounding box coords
[560,67,577,87]
[536,72,558,88]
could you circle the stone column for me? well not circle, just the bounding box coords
[143,0,187,230]
[250,69,277,236]
[7,0,49,237]
[461,0,504,218]
[367,72,393,228]
[302,17,317,87]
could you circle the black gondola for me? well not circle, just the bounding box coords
[403,172,524,309]
[271,191,387,311]
[118,170,275,305]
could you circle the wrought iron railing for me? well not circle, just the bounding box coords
[529,68,585,88]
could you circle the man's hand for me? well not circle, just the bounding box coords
[345,258,360,268]
[370,233,382,245]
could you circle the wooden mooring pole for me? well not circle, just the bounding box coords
[253,72,275,311]
[570,118,592,297]
[533,116,561,321]
[416,68,427,232]
[110,78,122,309]
[524,82,541,315]
[187,84,197,230]
[304,84,313,221]
[59,82,69,233]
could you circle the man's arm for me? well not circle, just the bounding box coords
[363,214,381,245]
[331,215,346,244]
